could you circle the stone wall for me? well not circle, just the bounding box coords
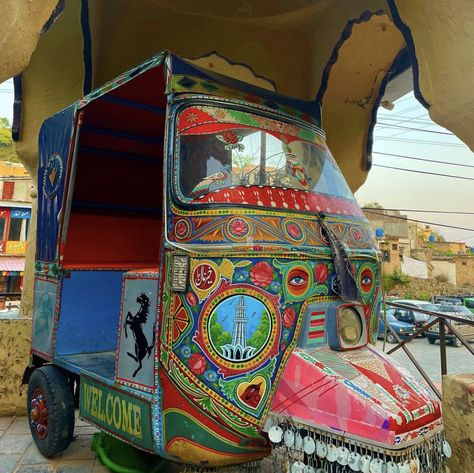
[442,374,474,472]
[0,318,31,415]
[431,260,457,286]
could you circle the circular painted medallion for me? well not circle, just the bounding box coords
[174,219,191,240]
[283,220,304,243]
[226,217,251,240]
[42,154,64,198]
[199,284,280,374]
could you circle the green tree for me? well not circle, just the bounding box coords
[209,318,232,353]
[363,202,384,209]
[247,312,270,351]
[0,118,19,163]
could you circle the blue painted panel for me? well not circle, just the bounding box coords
[32,279,58,357]
[37,105,76,262]
[55,271,124,355]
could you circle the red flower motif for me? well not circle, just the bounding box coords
[287,223,301,239]
[250,262,273,287]
[222,130,239,144]
[353,229,363,242]
[314,263,328,283]
[186,292,197,306]
[188,353,207,375]
[230,218,249,237]
[282,307,296,327]
[175,220,188,238]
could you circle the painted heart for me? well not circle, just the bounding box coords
[236,376,266,410]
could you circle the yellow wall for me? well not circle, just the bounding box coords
[0,318,31,415]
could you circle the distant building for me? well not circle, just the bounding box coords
[363,208,419,273]
[426,241,469,256]
[0,162,32,309]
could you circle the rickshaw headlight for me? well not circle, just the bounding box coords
[326,303,367,351]
[339,306,363,346]
[170,254,189,291]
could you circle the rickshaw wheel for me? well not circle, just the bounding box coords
[27,365,75,458]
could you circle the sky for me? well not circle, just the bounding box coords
[355,92,474,245]
[0,79,472,244]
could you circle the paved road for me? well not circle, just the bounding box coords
[375,337,474,384]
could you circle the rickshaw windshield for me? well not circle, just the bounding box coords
[175,105,355,205]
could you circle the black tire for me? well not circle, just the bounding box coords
[386,333,397,344]
[451,338,462,348]
[27,365,75,458]
[427,336,436,345]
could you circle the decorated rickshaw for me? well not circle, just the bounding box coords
[25,51,447,473]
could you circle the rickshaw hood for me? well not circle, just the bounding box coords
[269,346,442,446]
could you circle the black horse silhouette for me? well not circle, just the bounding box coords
[124,293,156,377]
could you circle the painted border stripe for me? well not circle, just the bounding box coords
[308,329,325,338]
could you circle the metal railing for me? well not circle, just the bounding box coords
[381,301,474,400]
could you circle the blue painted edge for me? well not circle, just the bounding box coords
[386,0,430,109]
[365,48,408,171]
[40,0,65,35]
[185,50,278,93]
[12,75,22,142]
[315,9,411,171]
[81,0,93,95]
[315,9,386,106]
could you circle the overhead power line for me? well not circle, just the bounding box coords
[374,136,467,147]
[376,122,454,136]
[372,163,474,181]
[373,151,474,169]
[362,208,474,215]
[363,209,474,232]
[378,114,434,124]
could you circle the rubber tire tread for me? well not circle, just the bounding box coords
[386,333,396,344]
[427,336,435,344]
[27,365,75,458]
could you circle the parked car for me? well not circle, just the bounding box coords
[378,309,415,344]
[425,304,474,347]
[433,295,474,314]
[390,299,437,332]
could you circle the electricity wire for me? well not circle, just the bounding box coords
[362,208,474,215]
[372,163,474,181]
[373,151,474,169]
[376,122,454,136]
[373,137,467,147]
[362,209,474,232]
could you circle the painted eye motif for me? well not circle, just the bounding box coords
[287,267,310,297]
[360,268,374,293]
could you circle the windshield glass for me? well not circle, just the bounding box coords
[418,303,438,312]
[438,305,473,317]
[381,313,397,323]
[175,105,355,205]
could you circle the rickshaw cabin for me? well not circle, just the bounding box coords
[35,57,167,369]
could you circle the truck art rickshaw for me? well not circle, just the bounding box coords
[24,51,448,472]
